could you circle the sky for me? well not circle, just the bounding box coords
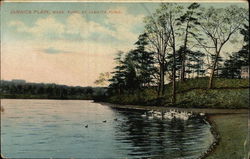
[0,2,248,86]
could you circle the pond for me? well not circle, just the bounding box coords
[1,99,214,159]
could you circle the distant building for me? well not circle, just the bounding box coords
[241,66,249,79]
[11,79,26,84]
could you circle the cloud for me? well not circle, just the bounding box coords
[9,16,65,38]
[9,21,29,32]
[43,47,70,54]
[105,7,145,41]
[4,6,145,86]
[65,13,114,39]
[8,7,145,44]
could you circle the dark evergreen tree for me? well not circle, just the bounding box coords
[170,48,205,79]
[186,50,206,78]
[108,51,126,95]
[108,34,157,94]
[122,52,139,92]
[176,2,201,81]
[130,33,157,87]
[220,52,242,78]
[220,22,249,78]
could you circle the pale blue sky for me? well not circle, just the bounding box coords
[2,2,247,43]
[1,2,248,86]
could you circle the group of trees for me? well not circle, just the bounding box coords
[219,23,249,78]
[0,80,105,99]
[108,33,157,94]
[101,3,248,104]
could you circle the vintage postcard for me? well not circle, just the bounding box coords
[0,0,249,159]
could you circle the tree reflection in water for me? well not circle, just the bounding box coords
[112,108,213,159]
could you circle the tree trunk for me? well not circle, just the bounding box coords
[181,57,186,81]
[180,21,189,82]
[170,14,176,105]
[171,40,176,104]
[208,51,219,89]
[157,82,160,96]
[172,63,176,104]
[197,61,200,78]
[159,62,165,96]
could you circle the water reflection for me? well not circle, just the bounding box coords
[1,100,213,159]
[113,108,213,159]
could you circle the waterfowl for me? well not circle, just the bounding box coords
[103,120,107,123]
[164,112,174,120]
[153,111,162,116]
[141,112,147,117]
[148,110,154,114]
[114,118,118,121]
[180,112,189,120]
[153,113,162,119]
[148,115,154,120]
[164,111,190,120]
[199,112,205,116]
[85,125,88,128]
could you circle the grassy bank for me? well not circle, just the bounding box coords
[176,89,249,108]
[206,114,249,159]
[107,78,249,108]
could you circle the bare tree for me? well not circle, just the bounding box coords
[144,4,183,104]
[144,8,171,96]
[196,6,246,89]
[161,4,183,104]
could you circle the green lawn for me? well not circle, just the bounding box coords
[173,78,248,93]
[107,78,249,108]
[176,89,249,108]
[206,114,249,159]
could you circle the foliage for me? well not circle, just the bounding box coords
[108,33,156,95]
[196,5,247,88]
[220,22,249,78]
[131,33,157,87]
[174,48,206,79]
[176,3,202,81]
[94,72,111,86]
[108,88,158,105]
[0,80,106,99]
[106,78,249,108]
[100,3,249,108]
[108,51,127,94]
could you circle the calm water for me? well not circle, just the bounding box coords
[1,99,214,159]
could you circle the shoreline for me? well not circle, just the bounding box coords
[198,115,220,159]
[99,102,248,159]
[99,102,248,114]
